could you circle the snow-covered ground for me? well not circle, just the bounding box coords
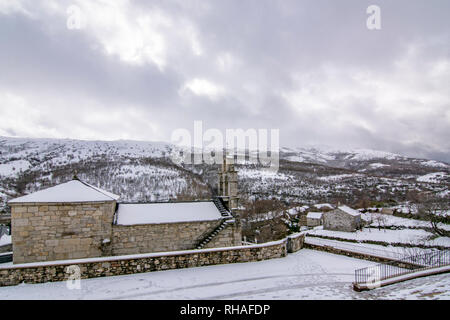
[307,227,450,248]
[0,249,448,300]
[0,159,31,177]
[0,234,11,246]
[304,237,432,260]
[416,172,449,183]
[362,213,450,232]
[317,174,364,181]
[369,163,390,169]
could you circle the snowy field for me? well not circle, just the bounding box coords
[0,235,11,246]
[1,249,449,300]
[362,213,450,232]
[307,227,450,248]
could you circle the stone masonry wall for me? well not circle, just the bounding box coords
[0,239,287,287]
[204,221,242,249]
[287,233,305,253]
[112,219,234,255]
[10,201,116,264]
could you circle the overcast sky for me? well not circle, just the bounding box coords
[0,0,449,161]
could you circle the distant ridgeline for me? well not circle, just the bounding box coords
[0,137,448,213]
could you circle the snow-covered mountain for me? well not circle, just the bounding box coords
[0,136,448,212]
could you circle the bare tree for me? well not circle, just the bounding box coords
[416,197,450,237]
[374,213,387,232]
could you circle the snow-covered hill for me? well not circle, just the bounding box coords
[0,137,448,212]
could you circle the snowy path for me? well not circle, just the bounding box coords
[0,249,449,300]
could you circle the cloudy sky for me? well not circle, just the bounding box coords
[0,0,449,161]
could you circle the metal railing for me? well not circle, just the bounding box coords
[354,249,450,285]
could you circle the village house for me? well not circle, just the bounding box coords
[322,205,363,232]
[306,211,323,227]
[8,156,242,264]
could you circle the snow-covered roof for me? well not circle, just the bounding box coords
[116,201,223,225]
[313,203,334,209]
[8,180,120,204]
[337,205,360,217]
[307,212,323,219]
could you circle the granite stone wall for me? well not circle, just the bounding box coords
[111,219,238,255]
[203,221,242,249]
[10,201,116,264]
[287,233,305,253]
[0,239,287,287]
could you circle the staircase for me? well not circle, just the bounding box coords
[195,197,234,249]
[196,219,231,249]
[213,197,233,218]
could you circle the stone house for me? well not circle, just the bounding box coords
[322,205,363,232]
[9,156,242,264]
[306,211,323,227]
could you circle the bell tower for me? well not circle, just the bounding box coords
[218,151,239,213]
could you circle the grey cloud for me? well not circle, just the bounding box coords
[0,0,448,161]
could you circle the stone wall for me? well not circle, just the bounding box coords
[10,201,116,264]
[111,219,241,255]
[287,233,305,253]
[0,239,287,287]
[204,221,242,249]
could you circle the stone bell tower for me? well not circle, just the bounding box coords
[218,151,239,213]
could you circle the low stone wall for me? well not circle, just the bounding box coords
[304,242,396,264]
[0,239,287,287]
[304,242,425,269]
[307,233,450,251]
[287,233,305,253]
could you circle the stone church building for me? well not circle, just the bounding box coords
[8,156,242,264]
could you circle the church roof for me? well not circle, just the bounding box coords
[8,180,120,204]
[116,201,227,225]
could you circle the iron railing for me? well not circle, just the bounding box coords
[354,249,450,285]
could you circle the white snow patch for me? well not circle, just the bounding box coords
[337,205,360,217]
[0,235,11,246]
[369,163,390,169]
[420,160,448,168]
[416,172,448,183]
[313,203,334,209]
[307,212,323,219]
[8,180,119,203]
[317,174,364,181]
[0,160,31,177]
[116,201,223,225]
